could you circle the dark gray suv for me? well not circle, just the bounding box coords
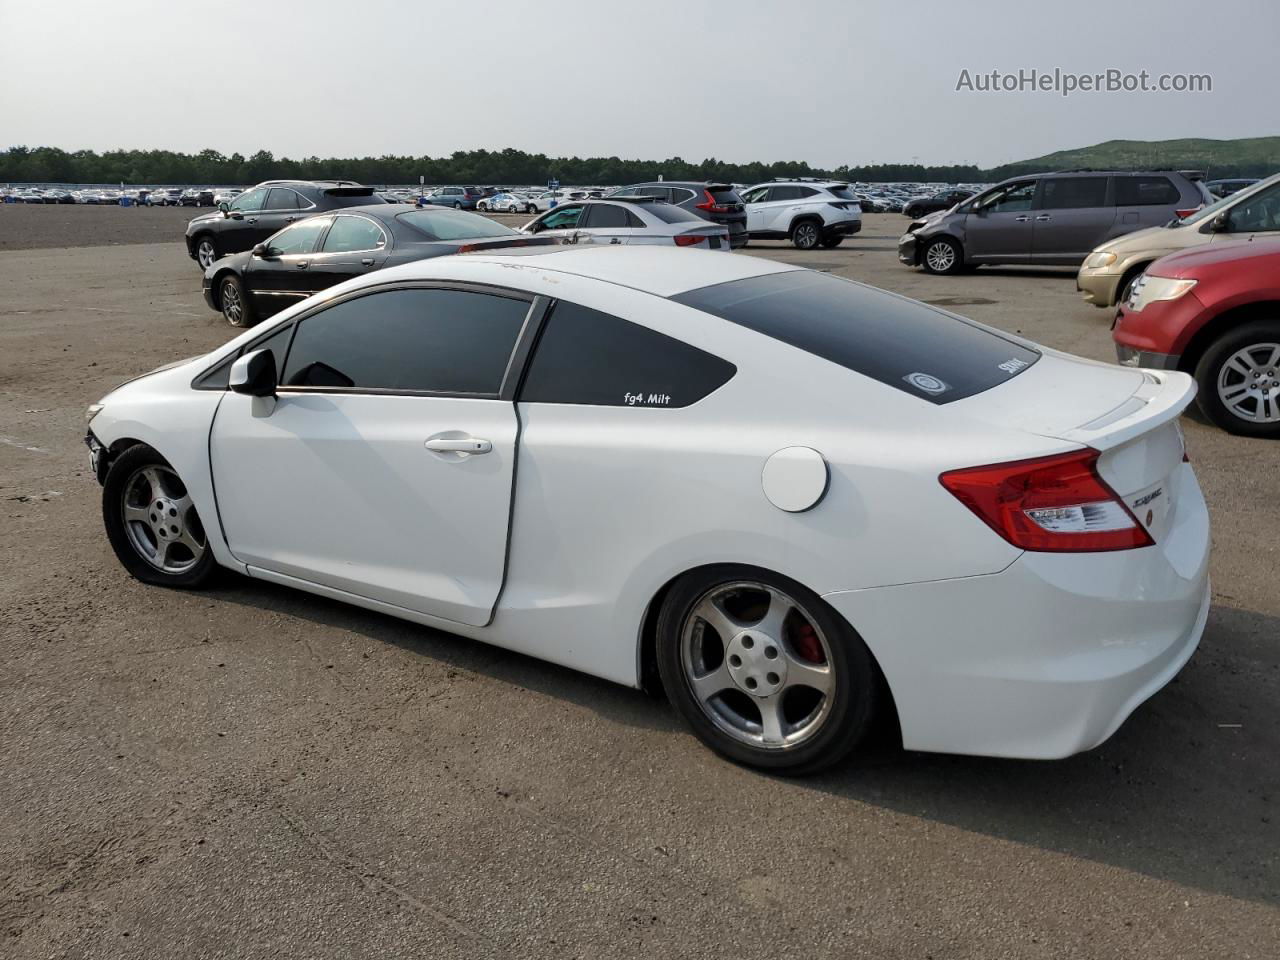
[898,170,1212,275]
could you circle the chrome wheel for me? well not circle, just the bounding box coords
[1217,342,1280,424]
[121,465,206,575]
[197,238,217,269]
[925,240,957,272]
[221,278,244,326]
[680,581,835,750]
[793,222,820,249]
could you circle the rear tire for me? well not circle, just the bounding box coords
[1194,320,1280,438]
[219,274,255,328]
[921,236,963,275]
[195,235,218,270]
[790,219,821,250]
[102,444,216,589]
[454,201,463,209]
[656,565,879,775]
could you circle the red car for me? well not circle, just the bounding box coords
[1114,237,1280,438]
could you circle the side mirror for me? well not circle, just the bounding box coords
[218,201,229,212]
[1210,212,1231,233]
[229,349,278,398]
[252,242,272,258]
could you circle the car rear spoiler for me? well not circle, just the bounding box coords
[1059,370,1197,451]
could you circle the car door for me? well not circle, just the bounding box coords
[208,285,532,626]
[525,203,585,243]
[305,214,391,291]
[242,216,333,316]
[741,186,770,232]
[1029,176,1113,264]
[1219,180,1280,241]
[221,186,270,251]
[576,202,637,245]
[962,180,1037,263]
[252,187,308,243]
[763,186,803,231]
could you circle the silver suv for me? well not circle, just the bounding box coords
[740,179,863,249]
[898,170,1212,274]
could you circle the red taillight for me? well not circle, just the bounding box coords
[695,189,730,214]
[674,234,708,246]
[1175,206,1201,219]
[939,448,1153,552]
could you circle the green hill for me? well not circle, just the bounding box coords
[992,137,1280,179]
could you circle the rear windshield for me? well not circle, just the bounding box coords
[708,186,742,203]
[672,271,1039,404]
[642,202,703,224]
[397,209,518,240]
[825,185,857,201]
[324,188,386,206]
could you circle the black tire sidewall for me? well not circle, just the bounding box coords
[791,220,821,250]
[655,564,878,775]
[102,444,216,589]
[1194,319,1280,437]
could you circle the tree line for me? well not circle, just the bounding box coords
[1,144,1275,187]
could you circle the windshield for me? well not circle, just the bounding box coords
[826,186,858,201]
[398,208,519,241]
[1174,173,1280,227]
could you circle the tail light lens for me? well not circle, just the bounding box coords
[1175,206,1202,218]
[674,234,708,247]
[939,449,1153,552]
[695,189,731,214]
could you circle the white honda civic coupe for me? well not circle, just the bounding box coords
[86,247,1211,774]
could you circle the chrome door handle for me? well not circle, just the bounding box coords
[1035,215,1052,221]
[610,237,621,244]
[296,261,309,269]
[285,216,296,223]
[247,217,257,223]
[1014,215,1031,222]
[361,257,374,265]
[425,437,492,454]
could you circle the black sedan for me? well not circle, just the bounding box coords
[901,189,975,219]
[202,205,554,327]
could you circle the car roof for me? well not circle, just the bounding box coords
[374,246,799,297]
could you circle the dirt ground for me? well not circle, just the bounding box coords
[0,206,1276,959]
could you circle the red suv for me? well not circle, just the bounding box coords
[1113,238,1280,437]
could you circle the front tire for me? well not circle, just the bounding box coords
[656,565,879,775]
[921,236,963,274]
[195,235,218,270]
[219,274,255,328]
[1194,320,1280,437]
[103,445,215,588]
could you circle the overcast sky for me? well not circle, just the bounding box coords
[1,0,1273,168]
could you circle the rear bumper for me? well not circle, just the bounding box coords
[825,219,862,238]
[823,464,1210,759]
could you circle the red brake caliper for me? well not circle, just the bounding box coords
[789,619,825,664]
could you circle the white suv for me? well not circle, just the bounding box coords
[740,180,863,249]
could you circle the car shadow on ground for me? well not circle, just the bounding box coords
[208,575,1277,907]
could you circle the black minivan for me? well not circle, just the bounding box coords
[607,181,748,248]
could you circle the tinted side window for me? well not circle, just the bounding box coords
[266,217,330,255]
[624,209,645,228]
[282,288,528,395]
[771,186,802,201]
[673,271,1039,405]
[1114,176,1179,206]
[638,186,672,201]
[794,186,819,198]
[1226,183,1280,232]
[230,187,267,212]
[581,204,631,229]
[538,205,583,230]
[322,215,387,252]
[669,188,696,205]
[1039,177,1108,209]
[266,188,300,210]
[253,323,296,374]
[519,301,735,408]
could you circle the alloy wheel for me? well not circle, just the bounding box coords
[221,279,243,326]
[926,241,956,272]
[197,239,216,269]
[794,223,819,249]
[1217,342,1280,423]
[121,465,207,575]
[680,581,836,750]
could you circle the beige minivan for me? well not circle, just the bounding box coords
[1077,173,1280,307]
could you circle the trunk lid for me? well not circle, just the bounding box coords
[958,352,1196,543]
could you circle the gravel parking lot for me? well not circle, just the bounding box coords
[1,205,1276,959]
